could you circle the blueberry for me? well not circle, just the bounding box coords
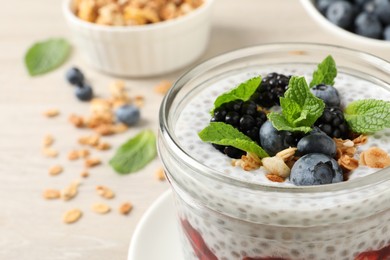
[326,1,355,29]
[259,121,299,156]
[66,67,84,86]
[384,25,390,40]
[374,0,390,25]
[290,153,343,186]
[116,104,140,126]
[297,133,337,157]
[316,0,340,14]
[355,12,383,39]
[310,84,341,107]
[75,85,93,101]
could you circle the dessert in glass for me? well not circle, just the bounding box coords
[158,43,390,260]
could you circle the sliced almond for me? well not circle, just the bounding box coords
[43,189,61,199]
[68,150,80,161]
[43,134,54,147]
[276,147,297,162]
[96,142,111,150]
[43,109,60,118]
[42,147,58,158]
[85,157,101,168]
[119,202,133,215]
[63,209,82,224]
[80,170,89,178]
[262,156,291,178]
[96,185,115,199]
[49,165,63,176]
[155,167,166,181]
[61,181,80,201]
[78,149,90,158]
[338,155,359,171]
[91,203,111,214]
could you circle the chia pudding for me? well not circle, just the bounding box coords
[158,44,390,260]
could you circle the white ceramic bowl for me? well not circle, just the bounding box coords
[63,0,214,77]
[300,0,390,48]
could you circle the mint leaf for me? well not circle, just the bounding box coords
[109,130,157,174]
[198,122,269,158]
[344,99,390,133]
[310,55,337,87]
[25,38,71,76]
[212,76,261,113]
[268,76,325,133]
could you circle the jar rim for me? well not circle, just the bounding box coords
[159,42,390,193]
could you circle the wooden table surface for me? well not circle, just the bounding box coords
[1,0,389,259]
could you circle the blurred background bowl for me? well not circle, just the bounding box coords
[63,0,214,77]
[300,0,390,49]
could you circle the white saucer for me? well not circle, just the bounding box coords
[128,190,184,260]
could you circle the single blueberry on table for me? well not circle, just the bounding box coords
[326,1,355,29]
[310,84,340,107]
[116,104,140,126]
[290,153,343,186]
[75,85,93,101]
[259,121,299,156]
[354,12,383,39]
[66,67,84,86]
[297,133,337,157]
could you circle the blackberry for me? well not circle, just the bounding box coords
[211,99,267,158]
[314,106,350,139]
[250,72,290,108]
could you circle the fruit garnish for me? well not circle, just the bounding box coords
[198,122,269,158]
[309,55,337,87]
[250,73,290,108]
[115,104,141,126]
[211,76,261,114]
[344,99,390,133]
[109,130,157,174]
[268,76,325,133]
[24,38,71,76]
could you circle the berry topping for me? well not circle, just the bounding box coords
[75,84,93,101]
[355,12,383,39]
[259,121,300,156]
[314,106,350,138]
[297,132,337,157]
[115,104,140,126]
[310,84,341,107]
[290,153,343,186]
[250,73,290,108]
[211,99,267,158]
[66,67,84,86]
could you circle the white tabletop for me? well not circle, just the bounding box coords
[1,0,389,259]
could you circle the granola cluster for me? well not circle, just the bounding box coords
[73,0,204,26]
[233,135,390,183]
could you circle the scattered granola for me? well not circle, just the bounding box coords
[96,185,115,199]
[78,134,100,146]
[134,95,145,108]
[61,181,80,201]
[96,142,111,150]
[80,170,89,178]
[63,208,82,224]
[43,189,61,199]
[78,149,90,158]
[49,165,63,176]
[338,154,359,172]
[155,167,166,181]
[68,150,80,160]
[232,152,262,171]
[154,80,172,95]
[42,147,58,158]
[85,157,102,168]
[43,134,54,147]
[119,202,133,215]
[69,114,85,127]
[266,174,285,183]
[43,108,60,118]
[73,0,204,26]
[91,203,111,214]
[359,147,390,168]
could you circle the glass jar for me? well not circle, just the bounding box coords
[158,43,390,260]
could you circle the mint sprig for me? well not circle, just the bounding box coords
[24,38,71,76]
[198,122,269,158]
[211,76,261,114]
[310,55,337,87]
[109,130,157,174]
[344,99,390,133]
[268,76,325,133]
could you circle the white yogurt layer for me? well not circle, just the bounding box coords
[175,64,390,186]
